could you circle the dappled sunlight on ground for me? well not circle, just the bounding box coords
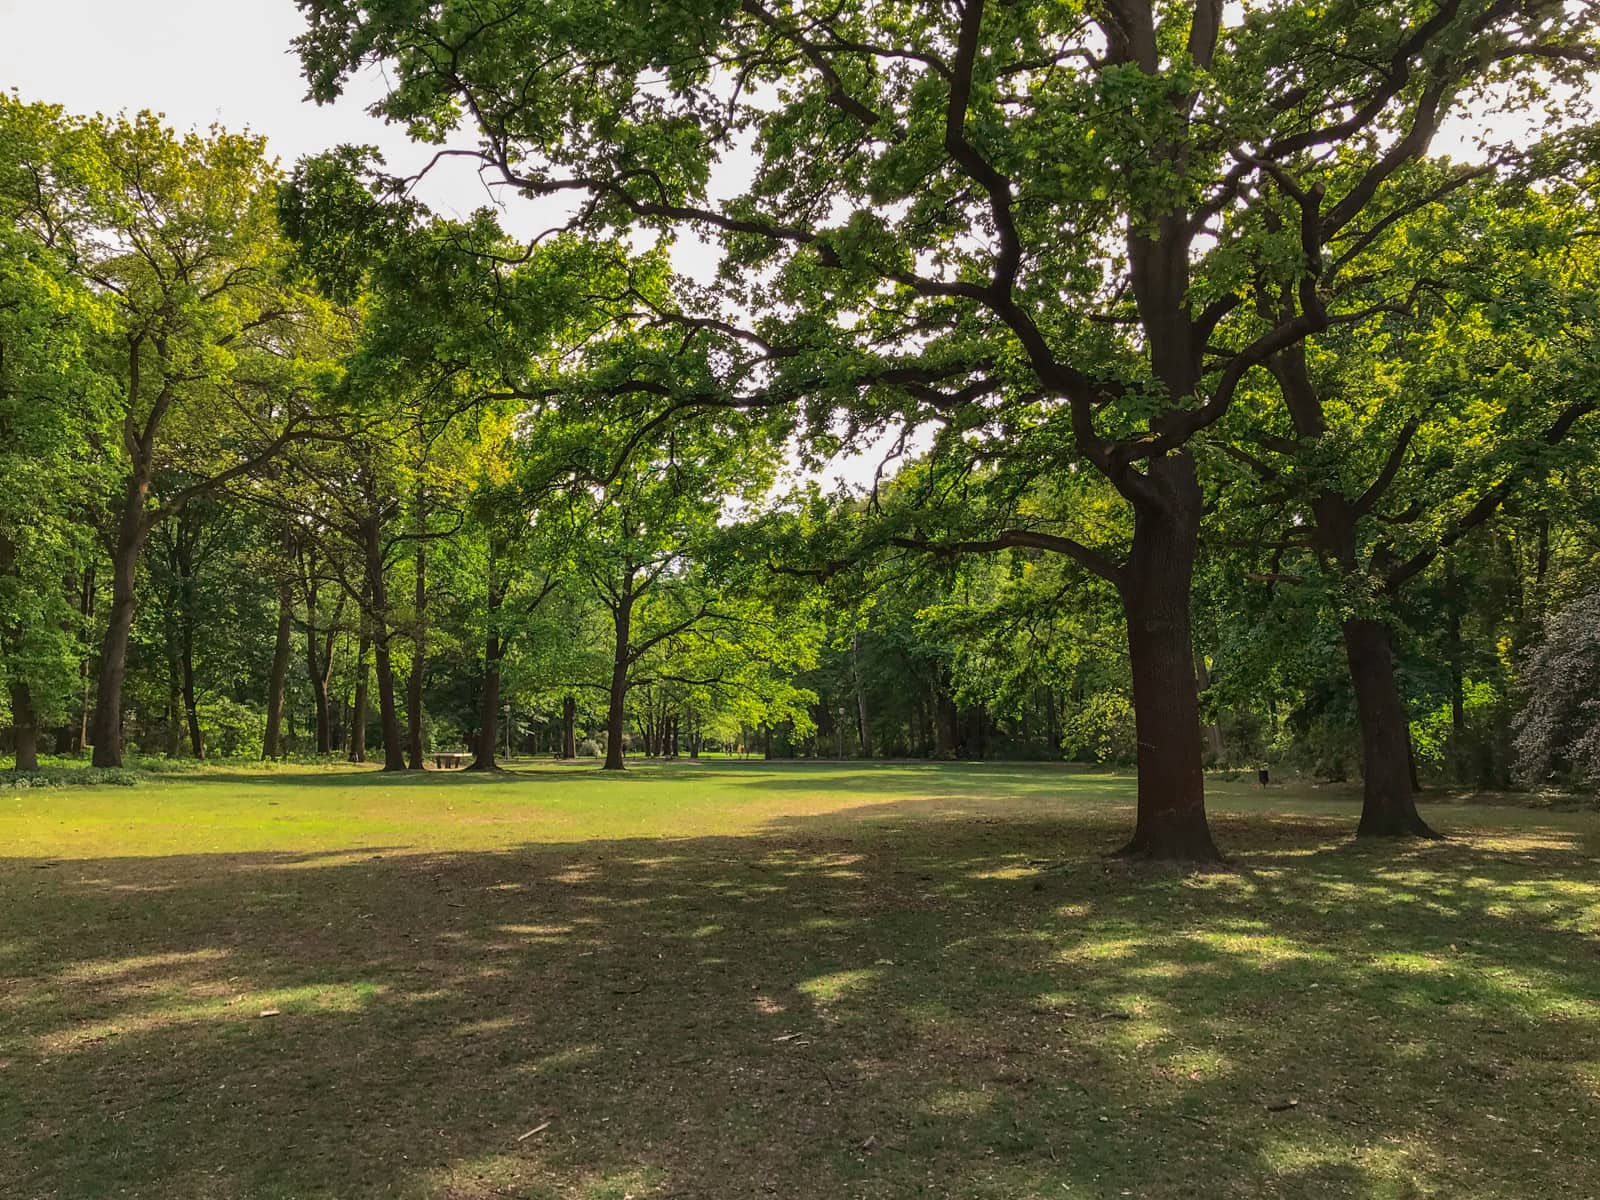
[3,763,1599,1197]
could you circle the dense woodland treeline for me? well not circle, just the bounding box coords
[3,0,1600,860]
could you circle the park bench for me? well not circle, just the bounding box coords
[431,751,471,770]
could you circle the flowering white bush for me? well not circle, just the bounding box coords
[1513,593,1600,791]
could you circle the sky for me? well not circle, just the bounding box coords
[0,0,506,219]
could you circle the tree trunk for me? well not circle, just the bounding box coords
[303,585,333,755]
[358,520,405,771]
[406,533,426,770]
[1194,650,1225,765]
[603,587,633,771]
[263,578,294,758]
[349,616,370,764]
[90,480,150,767]
[562,695,578,759]
[165,641,184,758]
[76,565,95,752]
[1344,617,1438,837]
[471,642,501,771]
[1447,605,1466,786]
[852,631,872,758]
[470,547,505,772]
[10,682,39,772]
[1115,455,1219,860]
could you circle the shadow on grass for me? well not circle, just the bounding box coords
[3,803,1598,1199]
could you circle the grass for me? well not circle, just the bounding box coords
[2,759,1598,1199]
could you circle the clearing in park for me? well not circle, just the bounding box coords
[3,760,1598,1199]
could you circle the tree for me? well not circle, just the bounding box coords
[296,0,1598,857]
[1215,177,1600,833]
[0,102,111,769]
[0,102,339,766]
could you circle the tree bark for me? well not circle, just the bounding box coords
[358,518,405,771]
[406,529,426,770]
[349,614,370,764]
[1344,617,1438,837]
[1115,454,1219,860]
[76,565,95,752]
[603,583,633,771]
[470,546,505,772]
[10,682,39,772]
[90,467,152,767]
[177,594,203,759]
[852,631,873,758]
[263,577,294,758]
[1194,650,1225,764]
[300,565,337,754]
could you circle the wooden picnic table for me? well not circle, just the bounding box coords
[431,752,471,770]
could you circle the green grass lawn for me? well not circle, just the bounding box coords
[3,760,1598,1199]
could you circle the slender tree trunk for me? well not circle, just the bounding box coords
[603,587,633,771]
[358,519,404,771]
[852,631,873,758]
[470,547,505,772]
[1446,604,1466,786]
[303,581,334,754]
[406,531,426,770]
[1194,650,1225,764]
[263,578,294,758]
[178,588,203,761]
[349,616,370,764]
[91,473,151,767]
[1344,617,1438,837]
[76,565,95,752]
[1115,455,1219,860]
[562,695,578,759]
[10,682,39,772]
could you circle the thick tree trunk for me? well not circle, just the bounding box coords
[562,696,578,759]
[471,645,501,771]
[603,589,632,771]
[349,617,370,763]
[90,489,149,767]
[406,536,426,770]
[10,682,39,771]
[1115,455,1219,860]
[1344,617,1438,837]
[263,579,294,758]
